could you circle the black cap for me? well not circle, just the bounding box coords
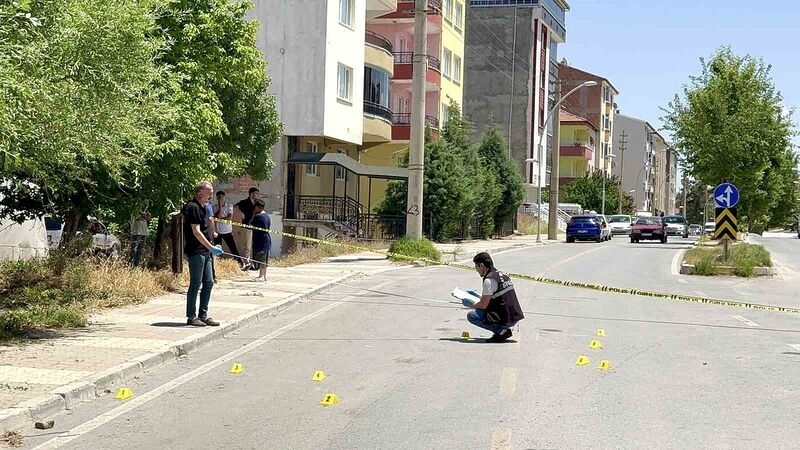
[248,187,259,195]
[216,190,225,197]
[254,199,266,208]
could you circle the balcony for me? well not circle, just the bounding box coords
[386,0,442,16]
[363,100,393,143]
[365,30,393,54]
[392,52,441,84]
[392,113,439,140]
[559,142,594,160]
[365,31,394,75]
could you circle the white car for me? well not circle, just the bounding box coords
[45,216,120,258]
[663,215,689,238]
[608,215,633,235]
[594,214,613,241]
[704,222,716,235]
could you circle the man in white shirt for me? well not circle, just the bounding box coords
[129,211,150,267]
[212,191,241,262]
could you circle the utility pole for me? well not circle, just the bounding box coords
[617,130,627,214]
[547,80,561,240]
[405,0,428,239]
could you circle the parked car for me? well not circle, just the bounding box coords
[566,214,606,243]
[630,216,667,243]
[608,215,633,235]
[704,221,716,235]
[689,224,703,236]
[663,215,689,238]
[45,216,120,258]
[594,214,613,241]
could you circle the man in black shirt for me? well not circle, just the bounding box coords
[234,187,259,269]
[181,181,224,327]
[462,252,525,343]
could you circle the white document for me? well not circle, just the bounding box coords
[451,287,479,306]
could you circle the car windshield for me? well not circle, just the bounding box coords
[636,217,661,225]
[571,217,596,223]
[663,216,685,224]
[44,217,62,231]
[609,216,630,223]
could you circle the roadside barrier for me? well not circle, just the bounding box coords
[212,218,800,315]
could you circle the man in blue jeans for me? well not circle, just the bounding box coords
[463,252,525,343]
[181,181,224,327]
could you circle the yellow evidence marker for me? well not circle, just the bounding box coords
[589,340,603,349]
[597,360,611,371]
[321,393,340,406]
[596,329,606,337]
[312,371,327,382]
[114,388,133,400]
[575,355,590,366]
[230,363,244,374]
[461,331,470,340]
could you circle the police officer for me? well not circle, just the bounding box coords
[464,252,525,342]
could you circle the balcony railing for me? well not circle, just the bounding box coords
[392,113,439,130]
[392,52,441,72]
[398,0,442,12]
[363,101,393,123]
[365,30,393,54]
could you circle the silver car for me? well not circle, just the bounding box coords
[608,215,633,235]
[663,215,689,238]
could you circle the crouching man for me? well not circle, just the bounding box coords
[464,252,525,343]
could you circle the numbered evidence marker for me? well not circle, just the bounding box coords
[575,355,590,366]
[114,387,133,400]
[597,360,611,371]
[596,329,606,337]
[312,371,327,382]
[589,340,603,349]
[230,363,244,374]
[461,331,470,340]
[320,393,340,406]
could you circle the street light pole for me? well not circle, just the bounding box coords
[601,153,616,216]
[405,0,428,239]
[526,80,597,243]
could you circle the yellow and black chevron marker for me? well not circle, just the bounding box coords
[713,207,737,240]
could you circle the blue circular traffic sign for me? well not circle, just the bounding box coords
[713,183,739,208]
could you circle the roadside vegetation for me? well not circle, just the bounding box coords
[517,214,563,236]
[684,243,772,277]
[388,238,442,263]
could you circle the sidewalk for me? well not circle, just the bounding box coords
[0,255,398,431]
[434,234,559,263]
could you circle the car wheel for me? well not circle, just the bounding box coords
[566,237,574,243]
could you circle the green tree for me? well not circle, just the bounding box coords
[476,127,525,232]
[661,47,798,232]
[560,172,625,214]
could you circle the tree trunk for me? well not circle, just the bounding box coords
[60,208,83,247]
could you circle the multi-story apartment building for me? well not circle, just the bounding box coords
[463,0,570,201]
[217,0,409,254]
[613,113,676,215]
[558,62,618,176]
[363,0,465,207]
[558,109,597,185]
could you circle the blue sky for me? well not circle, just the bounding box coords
[560,0,800,149]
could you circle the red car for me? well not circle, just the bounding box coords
[630,216,667,243]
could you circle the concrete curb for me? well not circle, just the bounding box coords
[0,272,360,432]
[679,263,774,277]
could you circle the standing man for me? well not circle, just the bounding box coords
[129,211,151,267]
[181,181,224,327]
[212,191,241,262]
[463,252,525,342]
[250,199,271,282]
[234,187,259,269]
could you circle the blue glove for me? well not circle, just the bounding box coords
[466,289,480,298]
[210,245,224,256]
[462,298,474,308]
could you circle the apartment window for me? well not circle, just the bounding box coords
[444,0,453,22]
[337,63,352,103]
[442,48,452,78]
[335,149,346,181]
[454,2,463,30]
[396,96,409,114]
[453,55,462,84]
[339,0,354,27]
[441,103,450,127]
[305,142,318,176]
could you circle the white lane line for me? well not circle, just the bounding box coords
[490,427,512,450]
[31,283,390,450]
[539,245,607,275]
[786,344,800,352]
[499,368,518,398]
[671,248,686,276]
[731,315,761,328]
[678,279,688,284]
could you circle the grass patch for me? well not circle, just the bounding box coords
[683,243,772,277]
[272,240,388,267]
[518,213,562,236]
[388,238,441,263]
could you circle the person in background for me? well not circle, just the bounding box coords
[234,187,259,269]
[250,199,271,282]
[129,211,151,267]
[204,199,217,282]
[181,181,224,327]
[212,190,242,265]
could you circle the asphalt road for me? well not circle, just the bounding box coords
[22,236,800,449]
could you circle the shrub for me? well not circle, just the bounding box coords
[388,238,441,263]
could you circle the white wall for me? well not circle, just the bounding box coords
[323,0,366,145]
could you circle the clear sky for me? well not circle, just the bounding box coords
[560,0,800,149]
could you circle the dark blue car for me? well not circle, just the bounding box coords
[566,214,603,243]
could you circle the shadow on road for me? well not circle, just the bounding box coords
[150,322,190,328]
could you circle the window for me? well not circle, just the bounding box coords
[335,150,346,181]
[441,103,450,127]
[442,48,452,78]
[363,66,390,108]
[444,0,453,22]
[454,2,463,30]
[305,142,318,176]
[396,96,409,114]
[338,0,353,27]
[337,63,352,103]
[453,55,462,83]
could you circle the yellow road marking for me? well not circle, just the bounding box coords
[490,427,512,450]
[499,368,518,398]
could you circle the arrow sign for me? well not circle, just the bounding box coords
[713,183,740,208]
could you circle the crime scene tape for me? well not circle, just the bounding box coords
[211,218,800,315]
